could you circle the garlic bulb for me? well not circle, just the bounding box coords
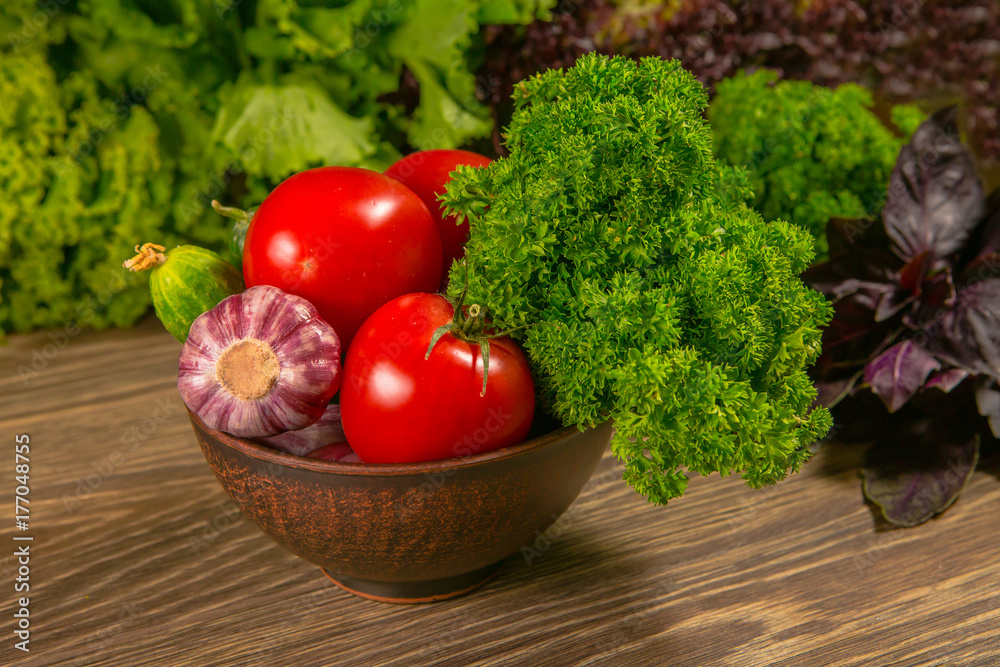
[261,403,346,456]
[306,442,362,462]
[179,285,342,437]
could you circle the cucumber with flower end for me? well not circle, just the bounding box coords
[124,243,245,342]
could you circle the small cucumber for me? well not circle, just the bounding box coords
[124,243,244,342]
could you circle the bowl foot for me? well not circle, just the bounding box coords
[322,559,507,604]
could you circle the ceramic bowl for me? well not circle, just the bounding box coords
[188,409,612,603]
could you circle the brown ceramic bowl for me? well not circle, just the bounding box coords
[188,409,612,603]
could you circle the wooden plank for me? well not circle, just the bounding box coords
[1,319,998,666]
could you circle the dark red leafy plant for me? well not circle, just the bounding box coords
[478,1,1000,163]
[805,107,1000,526]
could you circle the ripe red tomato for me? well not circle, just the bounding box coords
[384,150,491,282]
[243,167,442,349]
[340,293,535,463]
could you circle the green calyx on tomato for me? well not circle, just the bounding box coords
[340,291,535,464]
[425,273,522,398]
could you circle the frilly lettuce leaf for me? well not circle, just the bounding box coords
[477,0,555,24]
[212,80,380,181]
[249,0,377,60]
[387,0,492,149]
[401,60,493,151]
[0,0,544,335]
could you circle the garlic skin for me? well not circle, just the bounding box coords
[260,403,346,456]
[306,442,362,462]
[179,285,342,438]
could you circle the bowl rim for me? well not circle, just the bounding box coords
[187,407,586,477]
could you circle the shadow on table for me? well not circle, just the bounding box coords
[499,530,645,590]
[479,531,765,665]
[979,440,1000,480]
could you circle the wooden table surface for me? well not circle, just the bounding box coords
[1,317,998,667]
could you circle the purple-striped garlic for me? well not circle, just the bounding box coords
[306,442,362,462]
[260,403,346,456]
[179,285,342,438]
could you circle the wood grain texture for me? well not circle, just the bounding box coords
[1,318,998,667]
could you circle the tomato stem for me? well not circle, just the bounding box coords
[211,200,253,225]
[460,304,483,337]
[477,339,490,398]
[425,300,494,397]
[425,260,515,396]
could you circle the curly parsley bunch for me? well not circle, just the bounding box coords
[710,69,924,259]
[443,54,833,504]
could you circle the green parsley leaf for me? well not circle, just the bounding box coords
[444,54,833,505]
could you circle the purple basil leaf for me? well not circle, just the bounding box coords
[874,289,916,323]
[863,341,941,412]
[961,188,1000,267]
[883,107,985,262]
[815,373,862,408]
[813,285,905,392]
[817,289,887,361]
[919,268,957,309]
[897,251,932,292]
[803,248,899,299]
[826,217,889,257]
[975,379,1000,437]
[925,368,969,393]
[876,252,934,322]
[979,188,1000,255]
[931,278,1000,378]
[959,252,1000,286]
[826,218,861,258]
[904,268,957,329]
[862,429,980,527]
